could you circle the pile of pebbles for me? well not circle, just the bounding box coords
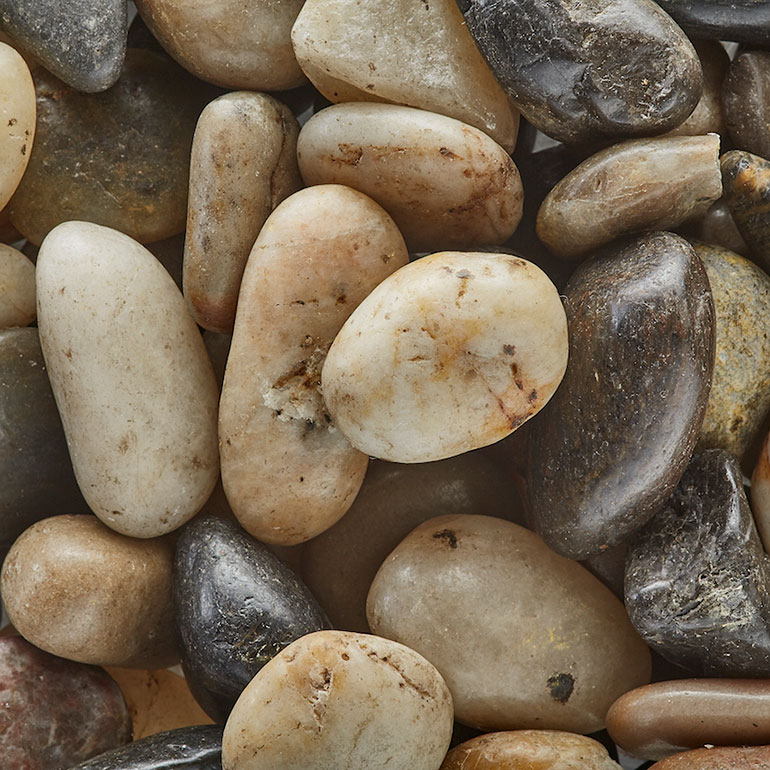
[2,0,770,768]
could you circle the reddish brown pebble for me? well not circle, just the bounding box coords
[651,745,770,769]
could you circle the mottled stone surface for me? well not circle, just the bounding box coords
[537,135,722,260]
[222,630,454,770]
[626,449,770,676]
[652,0,770,45]
[8,48,213,245]
[0,244,34,328]
[528,233,714,560]
[71,726,223,770]
[463,0,702,145]
[724,51,770,160]
[607,679,770,760]
[651,746,770,769]
[175,516,328,722]
[0,635,131,769]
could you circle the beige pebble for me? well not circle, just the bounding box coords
[367,514,651,732]
[291,0,518,152]
[221,630,453,770]
[184,92,302,334]
[297,103,523,252]
[36,221,219,538]
[1,515,178,668]
[0,243,34,328]
[219,185,408,544]
[321,251,568,463]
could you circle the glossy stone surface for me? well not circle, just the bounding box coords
[537,135,722,260]
[607,679,770,760]
[463,0,701,145]
[71,726,223,770]
[0,635,131,769]
[528,233,714,560]
[651,746,770,769]
[626,449,770,676]
[652,0,770,45]
[0,244,34,328]
[683,199,749,257]
[368,514,651,732]
[291,0,519,151]
[8,48,213,245]
[175,516,328,722]
[221,630,454,770]
[724,51,770,160]
[752,431,770,552]
[302,452,526,632]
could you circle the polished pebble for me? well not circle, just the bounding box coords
[650,745,770,769]
[724,50,770,160]
[652,0,770,45]
[751,431,770,552]
[0,244,34,328]
[683,198,750,257]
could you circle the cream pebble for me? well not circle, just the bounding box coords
[0,243,35,328]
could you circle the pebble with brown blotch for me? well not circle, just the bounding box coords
[221,630,453,770]
[651,745,770,769]
[321,251,567,463]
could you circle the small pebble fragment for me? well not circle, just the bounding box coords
[221,630,454,770]
[652,0,770,45]
[367,514,651,732]
[607,679,770,760]
[0,635,131,769]
[297,103,523,252]
[0,243,34,328]
[724,50,770,160]
[291,0,519,151]
[528,232,714,559]
[650,745,770,769]
[174,516,329,722]
[537,135,722,259]
[625,449,770,676]
[1,514,178,668]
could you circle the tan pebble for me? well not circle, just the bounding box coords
[0,243,34,328]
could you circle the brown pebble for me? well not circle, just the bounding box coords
[651,745,770,769]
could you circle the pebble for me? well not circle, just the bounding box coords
[1,514,178,668]
[219,185,407,544]
[0,635,131,769]
[536,135,722,259]
[133,0,306,90]
[441,730,622,770]
[724,50,770,160]
[7,48,213,246]
[751,431,770,552]
[0,0,127,92]
[607,679,770,760]
[683,198,750,257]
[184,92,302,334]
[0,42,34,211]
[322,250,568,463]
[367,514,651,732]
[297,103,524,252]
[527,232,714,560]
[36,221,219,538]
[651,746,770,769]
[174,516,329,722]
[291,0,519,152]
[0,243,35,328]
[221,630,454,770]
[625,449,770,676]
[462,0,702,145]
[652,0,770,45]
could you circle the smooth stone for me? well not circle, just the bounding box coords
[219,185,407,544]
[682,198,750,258]
[693,243,770,462]
[297,103,524,252]
[1,514,178,668]
[8,48,213,246]
[174,516,329,722]
[626,449,770,676]
[133,0,305,90]
[322,251,568,463]
[607,679,770,760]
[0,244,34,328]
[537,135,722,260]
[724,51,770,160]
[291,0,519,152]
[184,92,302,334]
[37,222,219,538]
[105,667,214,740]
[752,432,770,552]
[527,232,714,560]
[0,42,34,211]
[70,726,223,770]
[221,630,454,770]
[651,746,770,769]
[0,635,131,768]
[441,730,622,770]
[463,0,701,145]
[301,451,527,632]
[651,0,770,45]
[0,328,89,557]
[368,514,650,732]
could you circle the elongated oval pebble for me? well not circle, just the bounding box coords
[537,135,722,260]
[321,251,568,463]
[0,243,35,328]
[220,185,407,544]
[298,103,523,252]
[221,630,454,770]
[1,514,178,668]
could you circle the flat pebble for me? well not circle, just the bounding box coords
[0,243,34,328]
[724,50,770,160]
[650,745,770,769]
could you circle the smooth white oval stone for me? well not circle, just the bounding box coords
[0,243,35,328]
